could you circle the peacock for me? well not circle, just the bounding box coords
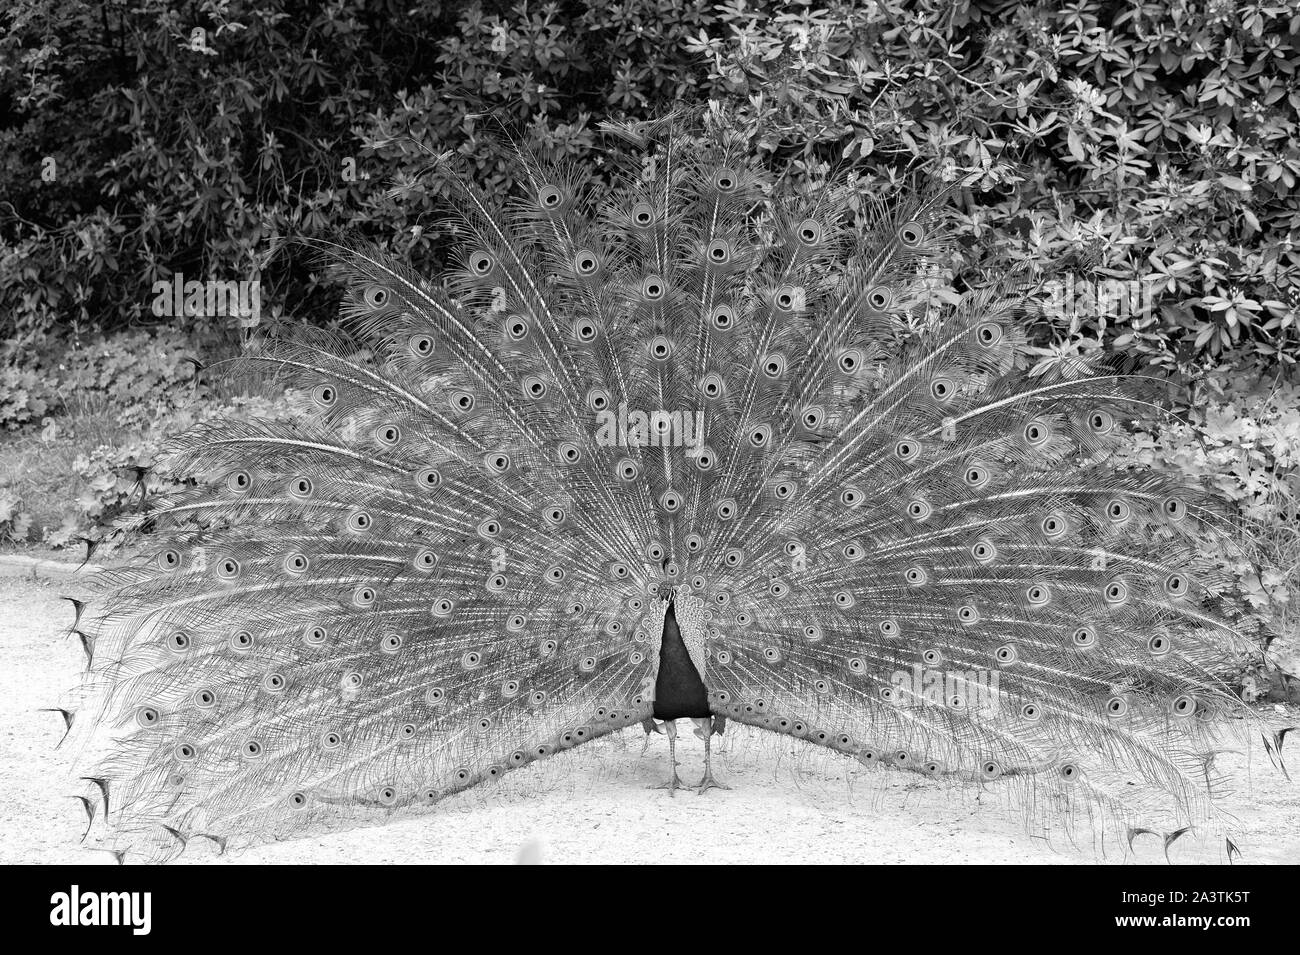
[59,113,1277,863]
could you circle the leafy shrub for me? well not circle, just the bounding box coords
[1,327,208,430]
[0,366,56,431]
[51,388,311,553]
[3,0,1297,371]
[0,489,33,542]
[1117,366,1300,666]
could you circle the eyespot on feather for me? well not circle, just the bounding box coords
[774,285,800,312]
[311,384,337,408]
[796,219,822,245]
[408,333,435,357]
[906,499,931,522]
[894,438,921,462]
[521,374,547,400]
[897,220,924,247]
[975,322,1003,347]
[631,202,655,227]
[929,376,956,402]
[866,286,893,311]
[1023,418,1052,446]
[538,184,564,210]
[1087,409,1116,434]
[1072,626,1097,649]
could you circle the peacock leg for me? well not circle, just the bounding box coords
[648,719,683,794]
[694,716,731,793]
[638,717,663,756]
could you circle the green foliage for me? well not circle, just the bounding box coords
[0,366,53,431]
[31,385,310,553]
[3,0,1298,370]
[0,328,205,430]
[0,488,33,542]
[686,0,1300,369]
[1119,367,1300,620]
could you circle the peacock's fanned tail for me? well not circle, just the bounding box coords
[64,115,1264,861]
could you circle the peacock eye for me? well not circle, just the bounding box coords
[897,220,924,247]
[838,348,863,374]
[866,285,894,311]
[796,219,822,245]
[706,239,732,265]
[538,184,563,209]
[522,375,547,399]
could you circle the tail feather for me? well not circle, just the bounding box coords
[61,112,1270,861]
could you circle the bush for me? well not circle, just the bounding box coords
[1123,366,1300,612]
[0,327,207,430]
[2,0,1297,370]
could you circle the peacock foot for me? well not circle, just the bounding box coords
[696,771,731,795]
[650,772,684,796]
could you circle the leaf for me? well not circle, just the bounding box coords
[1066,128,1087,162]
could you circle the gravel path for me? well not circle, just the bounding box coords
[2,570,1295,865]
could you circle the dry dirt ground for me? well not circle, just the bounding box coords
[2,567,1296,866]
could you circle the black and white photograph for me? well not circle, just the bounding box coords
[0,0,1296,915]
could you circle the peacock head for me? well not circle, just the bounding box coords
[655,559,676,602]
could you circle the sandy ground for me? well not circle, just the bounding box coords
[2,567,1296,865]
